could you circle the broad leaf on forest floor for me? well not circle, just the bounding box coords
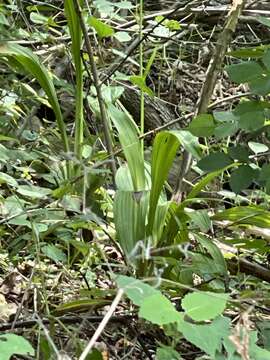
[0,334,34,360]
[248,141,269,154]
[229,165,257,194]
[116,275,158,306]
[139,293,181,325]
[16,185,52,199]
[156,346,182,360]
[226,52,270,96]
[197,152,233,172]
[188,114,215,137]
[181,291,229,321]
[228,145,249,162]
[177,316,231,358]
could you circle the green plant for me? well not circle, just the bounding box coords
[117,275,270,359]
[0,334,34,360]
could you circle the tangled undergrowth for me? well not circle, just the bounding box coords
[1,0,270,359]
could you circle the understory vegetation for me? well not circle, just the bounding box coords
[1,0,270,359]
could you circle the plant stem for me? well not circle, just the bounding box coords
[73,0,117,181]
[139,0,145,153]
[79,289,124,360]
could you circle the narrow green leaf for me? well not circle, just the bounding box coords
[195,233,227,276]
[186,163,238,200]
[148,130,201,232]
[148,131,179,232]
[65,0,84,159]
[88,16,114,38]
[172,130,201,160]
[0,43,69,156]
[188,210,212,232]
[130,75,154,97]
[228,47,265,59]
[144,47,157,78]
[55,299,110,314]
[213,205,270,229]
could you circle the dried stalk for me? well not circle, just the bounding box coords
[172,0,247,203]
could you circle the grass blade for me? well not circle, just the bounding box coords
[0,43,70,155]
[65,0,84,160]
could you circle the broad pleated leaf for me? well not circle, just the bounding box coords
[152,200,169,246]
[114,190,149,259]
[109,104,145,190]
[148,130,200,232]
[148,131,179,232]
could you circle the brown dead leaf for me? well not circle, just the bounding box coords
[0,293,17,322]
[0,271,22,296]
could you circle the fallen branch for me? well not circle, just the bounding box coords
[0,314,130,332]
